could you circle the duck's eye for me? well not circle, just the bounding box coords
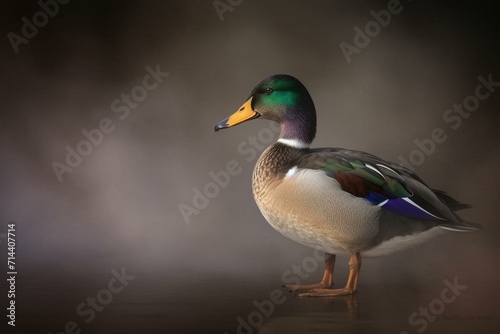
[265,88,273,94]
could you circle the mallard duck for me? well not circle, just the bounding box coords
[214,74,478,296]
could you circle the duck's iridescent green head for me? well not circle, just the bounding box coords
[215,74,317,146]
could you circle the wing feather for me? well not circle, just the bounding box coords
[292,148,477,231]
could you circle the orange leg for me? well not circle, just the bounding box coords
[297,252,361,297]
[285,253,336,291]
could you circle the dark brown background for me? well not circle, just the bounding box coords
[1,1,499,333]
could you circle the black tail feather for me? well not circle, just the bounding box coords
[432,189,471,211]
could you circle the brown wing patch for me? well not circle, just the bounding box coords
[333,172,384,197]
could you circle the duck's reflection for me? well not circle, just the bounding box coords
[257,293,360,334]
[316,294,359,321]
